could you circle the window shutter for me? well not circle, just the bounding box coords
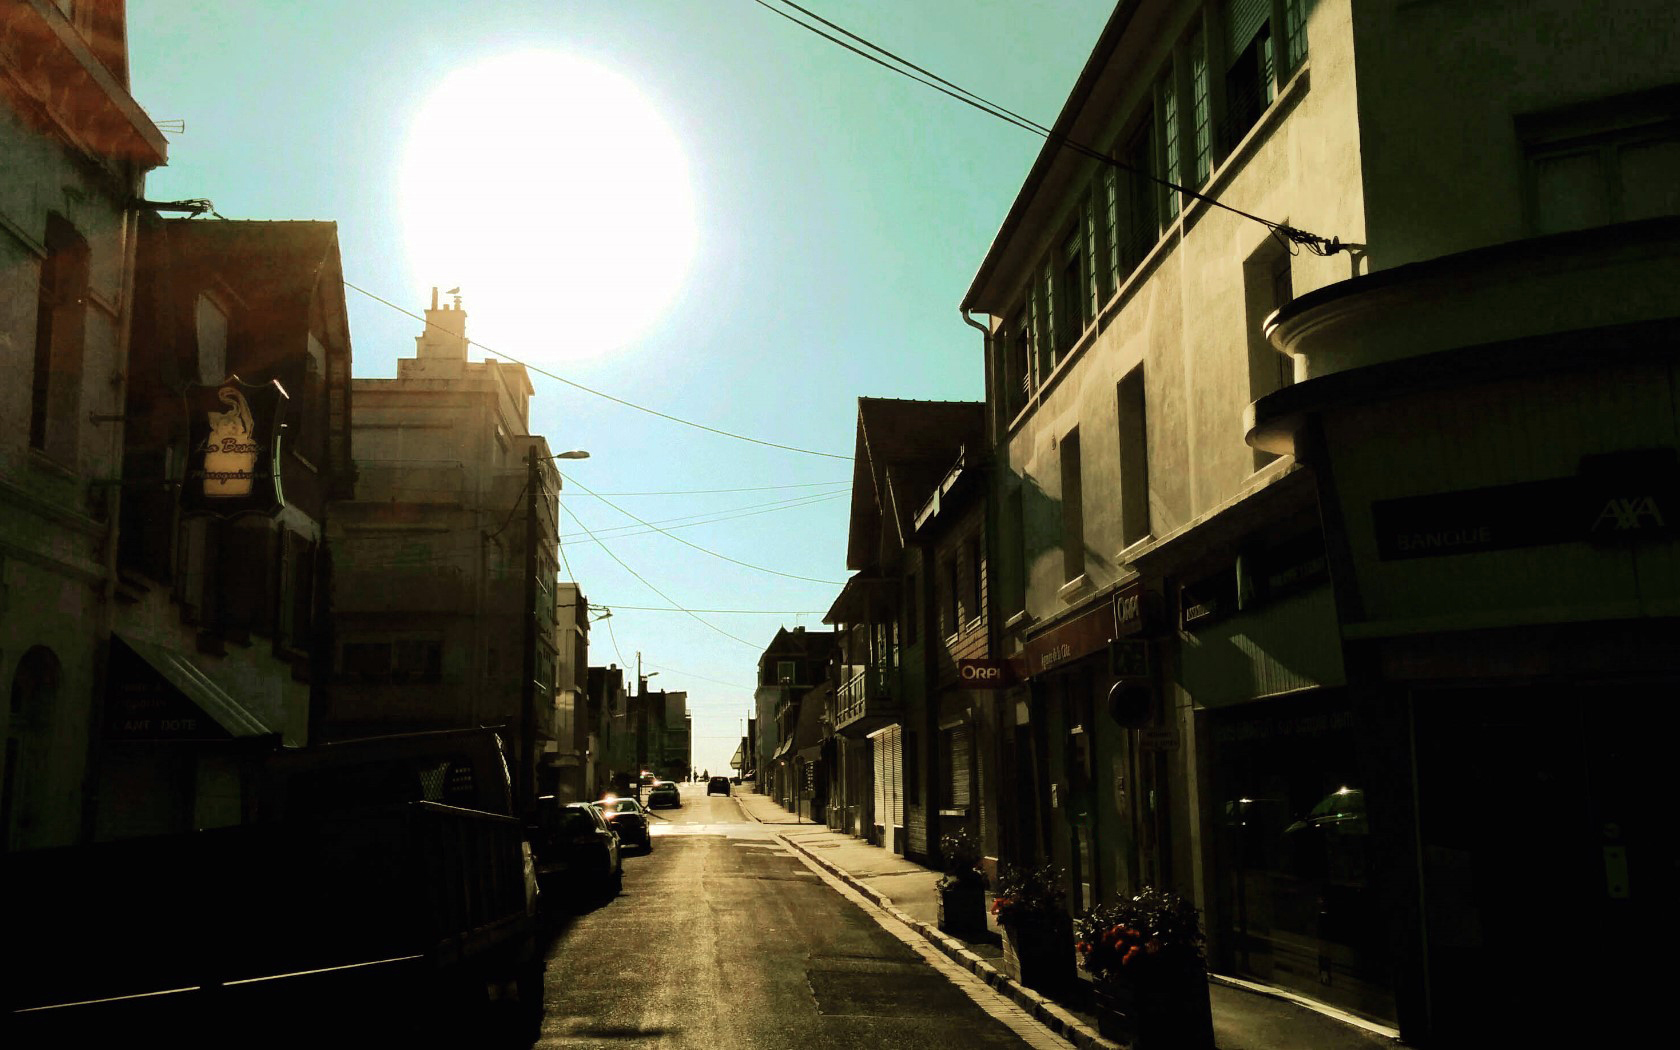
[950,725,973,809]
[1224,0,1270,63]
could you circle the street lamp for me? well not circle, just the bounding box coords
[552,450,590,460]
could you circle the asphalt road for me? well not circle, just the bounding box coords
[533,783,1049,1050]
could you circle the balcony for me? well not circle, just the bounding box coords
[833,666,899,738]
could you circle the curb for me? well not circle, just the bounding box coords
[778,832,1123,1050]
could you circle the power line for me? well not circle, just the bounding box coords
[561,471,844,586]
[603,612,631,670]
[560,501,761,649]
[583,481,850,495]
[344,281,853,460]
[599,605,828,614]
[561,490,848,547]
[750,0,1351,257]
[644,661,758,691]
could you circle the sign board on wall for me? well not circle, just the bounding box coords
[180,375,289,518]
[1022,603,1115,676]
[957,659,1012,688]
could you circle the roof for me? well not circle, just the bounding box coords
[846,398,984,570]
[757,627,837,669]
[162,219,341,309]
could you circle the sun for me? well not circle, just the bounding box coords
[399,51,697,364]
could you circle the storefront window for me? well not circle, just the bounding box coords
[1211,694,1394,1023]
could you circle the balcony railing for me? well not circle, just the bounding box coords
[834,666,896,734]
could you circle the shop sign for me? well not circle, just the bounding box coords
[1022,602,1115,675]
[1371,448,1680,560]
[957,658,1011,688]
[1112,581,1161,637]
[180,375,289,518]
[1140,726,1180,751]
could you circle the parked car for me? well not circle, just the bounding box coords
[707,776,731,796]
[646,780,681,809]
[531,798,621,902]
[593,796,652,852]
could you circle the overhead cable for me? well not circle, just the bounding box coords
[559,501,761,649]
[344,281,853,460]
[561,471,844,585]
[750,0,1351,257]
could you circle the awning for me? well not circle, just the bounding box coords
[108,633,276,740]
[771,737,793,760]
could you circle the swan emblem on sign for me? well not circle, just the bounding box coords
[202,385,259,498]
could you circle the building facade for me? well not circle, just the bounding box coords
[106,218,354,839]
[1,0,165,850]
[961,0,1679,1044]
[329,290,563,809]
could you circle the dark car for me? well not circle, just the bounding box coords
[594,796,652,852]
[707,776,731,796]
[530,797,621,901]
[646,780,681,809]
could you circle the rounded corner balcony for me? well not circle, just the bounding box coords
[1247,217,1680,458]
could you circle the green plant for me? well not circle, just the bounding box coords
[1074,887,1205,985]
[990,862,1066,928]
[938,828,988,889]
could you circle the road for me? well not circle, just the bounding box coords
[532,782,1057,1050]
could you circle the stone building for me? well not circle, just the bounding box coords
[0,0,166,850]
[329,290,565,808]
[960,0,1679,1043]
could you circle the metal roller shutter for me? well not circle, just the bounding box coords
[949,724,973,810]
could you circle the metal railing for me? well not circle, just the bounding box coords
[835,666,891,728]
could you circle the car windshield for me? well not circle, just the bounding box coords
[554,810,597,836]
[598,799,643,814]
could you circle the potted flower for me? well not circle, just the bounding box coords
[1074,887,1214,1050]
[991,862,1073,994]
[936,828,989,938]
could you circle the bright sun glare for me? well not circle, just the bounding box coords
[400,51,697,364]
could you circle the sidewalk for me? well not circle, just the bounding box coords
[733,789,1400,1050]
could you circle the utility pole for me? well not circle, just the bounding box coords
[519,444,540,815]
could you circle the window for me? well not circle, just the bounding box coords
[1190,30,1212,185]
[1004,305,1031,420]
[1084,194,1103,320]
[29,214,89,463]
[1118,369,1151,549]
[1522,90,1680,235]
[1223,0,1276,150]
[1060,428,1085,582]
[1282,0,1312,73]
[1056,226,1086,354]
[904,571,919,646]
[1032,263,1054,380]
[944,555,960,636]
[941,723,973,810]
[1159,68,1182,219]
[776,660,797,685]
[1121,114,1159,272]
[965,537,982,626]
[1103,166,1120,294]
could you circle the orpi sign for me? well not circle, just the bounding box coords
[957,659,1011,689]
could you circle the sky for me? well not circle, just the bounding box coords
[129,0,1116,778]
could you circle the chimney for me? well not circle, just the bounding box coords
[414,286,468,361]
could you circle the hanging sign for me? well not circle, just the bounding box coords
[180,375,289,517]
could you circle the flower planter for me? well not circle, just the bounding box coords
[937,881,987,939]
[1001,916,1074,995]
[1092,968,1215,1050]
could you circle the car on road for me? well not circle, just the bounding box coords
[646,780,681,809]
[530,798,621,902]
[707,776,731,796]
[594,795,653,852]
